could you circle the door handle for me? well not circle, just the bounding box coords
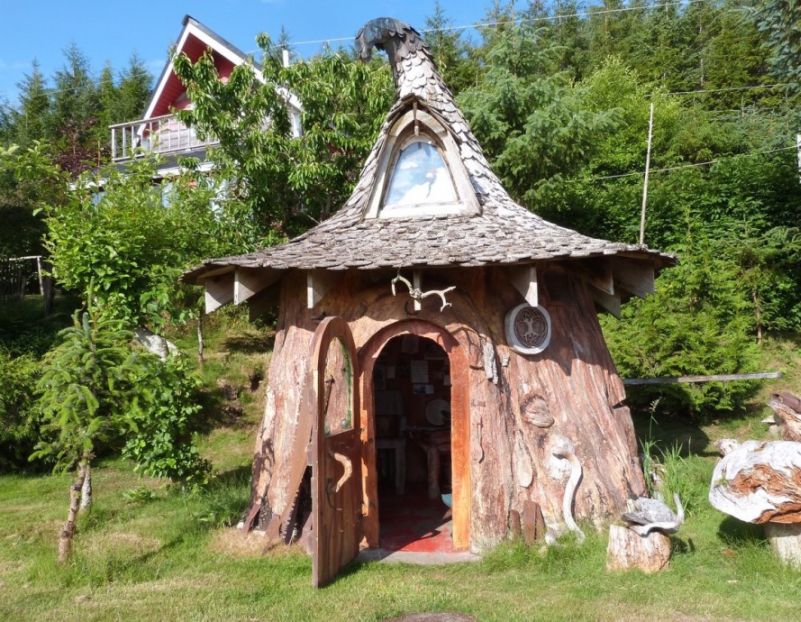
[328,449,353,493]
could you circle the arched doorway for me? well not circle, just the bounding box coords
[359,320,470,551]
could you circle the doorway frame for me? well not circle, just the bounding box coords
[358,319,471,550]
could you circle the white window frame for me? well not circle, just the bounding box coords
[364,105,481,219]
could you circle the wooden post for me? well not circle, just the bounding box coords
[639,102,655,246]
[197,311,205,366]
[796,133,801,185]
[765,523,801,568]
[35,256,44,296]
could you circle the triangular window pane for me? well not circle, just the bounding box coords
[383,140,457,212]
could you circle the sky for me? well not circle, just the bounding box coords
[0,0,511,106]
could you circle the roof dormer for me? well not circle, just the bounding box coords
[365,104,480,219]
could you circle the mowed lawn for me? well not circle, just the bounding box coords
[2,330,801,621]
[3,417,801,622]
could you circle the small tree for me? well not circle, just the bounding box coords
[33,305,135,563]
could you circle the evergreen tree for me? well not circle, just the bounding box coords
[14,60,51,146]
[424,1,476,94]
[115,53,152,122]
[95,63,118,154]
[50,44,100,174]
[753,0,801,91]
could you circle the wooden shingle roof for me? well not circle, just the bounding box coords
[184,20,671,284]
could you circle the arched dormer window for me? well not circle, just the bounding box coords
[383,137,457,211]
[365,105,480,219]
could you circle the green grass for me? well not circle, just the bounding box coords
[3,413,801,621]
[2,318,800,621]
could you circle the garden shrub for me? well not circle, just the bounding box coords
[0,350,41,470]
[603,245,762,417]
[123,353,210,487]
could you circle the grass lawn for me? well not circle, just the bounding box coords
[2,315,800,621]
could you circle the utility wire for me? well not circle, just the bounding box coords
[8,0,752,98]
[564,144,798,184]
[285,0,711,48]
[666,83,798,96]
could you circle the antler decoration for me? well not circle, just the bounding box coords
[391,272,455,312]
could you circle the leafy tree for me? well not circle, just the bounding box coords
[43,156,240,329]
[174,36,393,236]
[753,0,801,90]
[603,243,762,417]
[0,141,67,258]
[114,53,153,123]
[96,63,118,150]
[425,1,477,95]
[33,301,211,561]
[458,25,619,207]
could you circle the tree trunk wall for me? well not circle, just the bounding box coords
[246,264,645,550]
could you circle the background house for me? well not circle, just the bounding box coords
[109,15,302,177]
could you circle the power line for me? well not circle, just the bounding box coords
[666,83,797,96]
[281,0,711,48]
[566,144,798,184]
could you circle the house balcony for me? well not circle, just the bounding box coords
[109,113,219,163]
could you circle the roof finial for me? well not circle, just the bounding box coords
[355,17,432,89]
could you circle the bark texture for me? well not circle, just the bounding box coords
[59,459,89,564]
[245,264,646,550]
[606,524,671,573]
[79,463,92,511]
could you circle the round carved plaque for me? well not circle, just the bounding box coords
[505,303,552,355]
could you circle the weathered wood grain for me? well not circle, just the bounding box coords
[709,440,801,525]
[606,524,671,573]
[244,263,645,552]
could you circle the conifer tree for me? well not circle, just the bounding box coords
[115,53,152,122]
[50,44,100,173]
[14,60,51,146]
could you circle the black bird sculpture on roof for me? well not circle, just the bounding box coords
[355,17,430,85]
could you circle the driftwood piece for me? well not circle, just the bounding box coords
[709,440,801,524]
[606,524,671,573]
[764,523,801,568]
[768,392,801,442]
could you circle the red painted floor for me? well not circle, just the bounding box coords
[379,487,454,553]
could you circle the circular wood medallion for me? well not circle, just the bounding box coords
[504,303,552,355]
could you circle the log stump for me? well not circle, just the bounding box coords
[606,524,671,573]
[765,523,801,568]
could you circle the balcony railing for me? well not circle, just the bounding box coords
[109,113,219,162]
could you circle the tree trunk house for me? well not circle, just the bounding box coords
[184,18,674,586]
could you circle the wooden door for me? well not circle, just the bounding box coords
[310,317,362,587]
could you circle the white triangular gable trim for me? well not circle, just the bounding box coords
[142,17,302,122]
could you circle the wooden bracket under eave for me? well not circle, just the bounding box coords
[306,270,341,310]
[204,271,235,313]
[590,287,621,318]
[234,268,280,305]
[611,257,655,299]
[510,264,538,307]
[578,258,615,295]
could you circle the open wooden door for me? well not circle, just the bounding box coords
[310,317,363,587]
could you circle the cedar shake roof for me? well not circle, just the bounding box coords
[184,19,672,284]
